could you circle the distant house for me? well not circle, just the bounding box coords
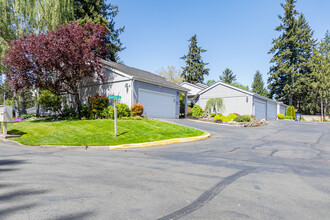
[72,60,189,119]
[180,81,287,119]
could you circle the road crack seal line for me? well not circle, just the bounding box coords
[227,147,240,153]
[269,150,278,157]
[310,144,325,160]
[157,167,256,220]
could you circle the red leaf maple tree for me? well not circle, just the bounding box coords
[3,21,109,116]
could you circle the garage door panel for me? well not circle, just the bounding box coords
[255,100,266,120]
[267,102,277,119]
[139,89,176,118]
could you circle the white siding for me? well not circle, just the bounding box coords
[280,106,286,115]
[196,84,253,115]
[180,83,203,96]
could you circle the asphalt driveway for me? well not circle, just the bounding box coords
[0,120,329,219]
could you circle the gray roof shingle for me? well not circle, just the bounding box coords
[101,59,189,92]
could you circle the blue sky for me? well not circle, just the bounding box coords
[109,0,330,88]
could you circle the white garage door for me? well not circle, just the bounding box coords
[280,106,286,115]
[138,89,176,118]
[255,99,266,120]
[267,102,277,119]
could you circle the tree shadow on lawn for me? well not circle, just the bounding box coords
[8,129,27,136]
[117,131,129,137]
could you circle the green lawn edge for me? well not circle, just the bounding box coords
[7,119,206,146]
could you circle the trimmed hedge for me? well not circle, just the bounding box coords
[233,115,252,122]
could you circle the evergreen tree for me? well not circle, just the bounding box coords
[310,31,330,116]
[181,35,209,84]
[220,68,236,84]
[74,0,124,62]
[206,79,216,86]
[252,71,268,96]
[268,0,315,110]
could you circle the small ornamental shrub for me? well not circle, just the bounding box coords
[211,113,216,117]
[187,112,193,116]
[234,115,252,122]
[286,106,295,119]
[88,94,109,117]
[213,114,221,121]
[192,105,203,117]
[133,116,143,120]
[101,106,114,119]
[61,106,77,118]
[218,115,229,122]
[277,114,284,119]
[227,113,238,121]
[216,113,224,117]
[117,103,131,118]
[131,103,144,116]
[79,105,91,119]
[282,116,293,120]
[20,114,34,119]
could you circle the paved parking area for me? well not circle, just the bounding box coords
[0,120,329,219]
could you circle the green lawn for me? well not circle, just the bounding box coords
[7,119,205,146]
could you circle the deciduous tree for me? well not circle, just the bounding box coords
[2,21,109,118]
[157,66,183,84]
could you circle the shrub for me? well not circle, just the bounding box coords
[61,106,77,118]
[117,103,131,118]
[100,103,130,119]
[131,103,144,116]
[38,90,64,113]
[121,116,132,120]
[133,116,143,120]
[187,112,193,116]
[88,94,109,117]
[234,115,252,122]
[192,105,203,117]
[286,106,295,119]
[211,113,216,117]
[277,114,284,119]
[20,114,34,119]
[213,114,221,121]
[282,116,293,120]
[227,113,238,121]
[79,105,91,119]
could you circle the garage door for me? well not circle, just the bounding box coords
[254,99,266,120]
[267,102,277,119]
[138,89,176,118]
[280,106,286,115]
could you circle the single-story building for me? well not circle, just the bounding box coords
[75,60,189,119]
[180,81,288,120]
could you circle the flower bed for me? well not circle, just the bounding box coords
[186,116,267,127]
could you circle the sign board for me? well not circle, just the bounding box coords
[108,95,121,99]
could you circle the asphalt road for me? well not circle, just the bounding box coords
[0,119,330,220]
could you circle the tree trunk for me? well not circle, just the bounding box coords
[289,94,293,106]
[321,95,323,122]
[36,88,40,117]
[74,90,82,119]
[20,89,26,115]
[14,91,19,118]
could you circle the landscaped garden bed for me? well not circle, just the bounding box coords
[186,115,267,127]
[7,119,206,146]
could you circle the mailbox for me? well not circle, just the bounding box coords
[0,105,13,122]
[0,105,13,135]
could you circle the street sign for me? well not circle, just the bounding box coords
[108,95,121,99]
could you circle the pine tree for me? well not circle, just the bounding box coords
[310,31,330,117]
[252,71,268,96]
[268,0,315,110]
[74,0,124,62]
[181,35,209,84]
[220,68,236,84]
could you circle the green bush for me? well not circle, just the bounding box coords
[100,104,131,119]
[211,113,216,117]
[227,113,238,121]
[282,116,293,120]
[286,106,295,119]
[133,116,143,120]
[38,90,64,113]
[234,115,252,122]
[79,105,91,119]
[20,114,34,119]
[187,112,193,116]
[117,103,131,118]
[192,105,203,117]
[213,114,222,121]
[218,115,229,122]
[277,114,284,119]
[61,106,77,118]
[88,94,109,117]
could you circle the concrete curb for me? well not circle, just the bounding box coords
[0,131,211,151]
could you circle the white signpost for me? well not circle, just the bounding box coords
[108,95,121,137]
